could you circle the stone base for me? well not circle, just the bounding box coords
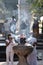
[17,55,29,65]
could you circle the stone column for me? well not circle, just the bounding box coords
[17,0,21,32]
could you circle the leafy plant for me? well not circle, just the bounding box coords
[27,0,43,16]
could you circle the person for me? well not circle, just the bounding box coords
[27,33,38,65]
[6,34,16,65]
[20,33,26,45]
[10,16,16,33]
[11,16,16,24]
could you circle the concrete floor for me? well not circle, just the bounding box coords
[0,61,43,65]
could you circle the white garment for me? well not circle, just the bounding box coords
[6,39,16,65]
[27,37,37,65]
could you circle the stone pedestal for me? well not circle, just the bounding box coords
[13,45,33,65]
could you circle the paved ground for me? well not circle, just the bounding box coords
[0,61,43,65]
[0,61,18,65]
[38,60,43,65]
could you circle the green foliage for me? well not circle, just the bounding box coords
[27,0,43,15]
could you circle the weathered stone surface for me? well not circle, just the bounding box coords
[13,45,33,65]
